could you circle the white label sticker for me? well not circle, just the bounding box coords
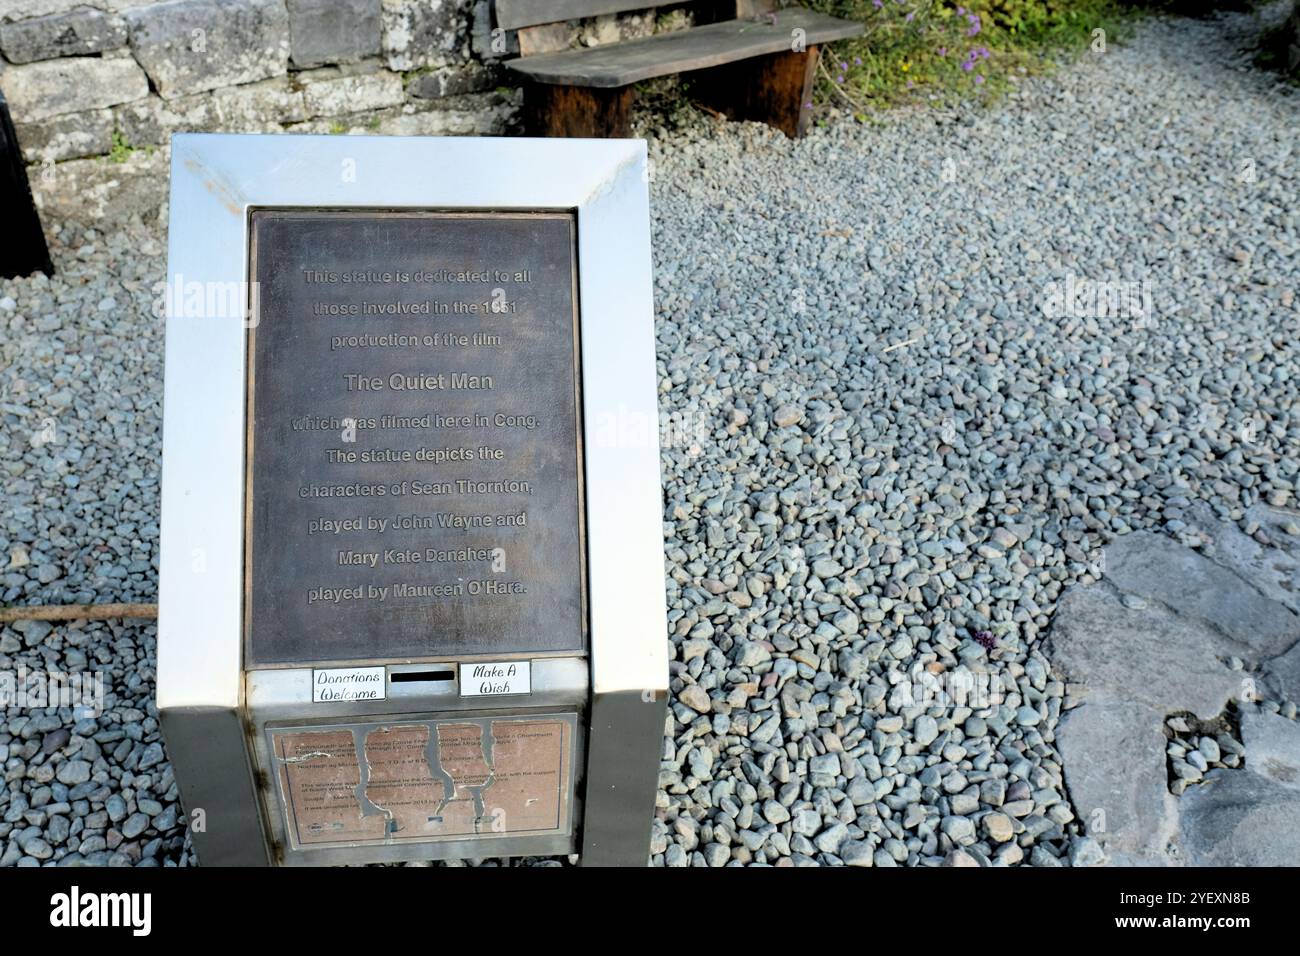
[313,666,386,703]
[459,661,531,697]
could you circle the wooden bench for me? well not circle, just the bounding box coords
[497,1,864,138]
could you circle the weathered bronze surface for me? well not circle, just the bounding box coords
[271,715,574,847]
[245,211,585,665]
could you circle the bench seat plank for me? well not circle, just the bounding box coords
[497,1,653,32]
[505,9,864,88]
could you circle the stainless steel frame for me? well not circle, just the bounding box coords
[159,134,669,867]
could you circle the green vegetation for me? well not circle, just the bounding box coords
[107,130,134,164]
[635,74,701,127]
[106,129,155,164]
[400,65,434,90]
[806,0,1136,114]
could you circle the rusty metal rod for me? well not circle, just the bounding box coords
[0,602,158,624]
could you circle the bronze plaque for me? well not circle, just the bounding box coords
[269,714,575,848]
[245,211,585,665]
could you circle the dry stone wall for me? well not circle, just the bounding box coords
[0,1,693,221]
[0,0,512,168]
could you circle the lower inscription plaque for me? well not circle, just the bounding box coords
[245,211,586,664]
[270,714,575,848]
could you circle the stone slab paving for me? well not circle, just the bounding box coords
[1048,506,1300,866]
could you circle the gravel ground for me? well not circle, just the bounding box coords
[2,9,1298,866]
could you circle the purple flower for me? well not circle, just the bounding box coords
[905,11,914,21]
[956,5,965,13]
[872,0,883,8]
[937,46,947,56]
[854,56,862,65]
[840,61,849,70]
[960,58,974,72]
[973,630,996,652]
[967,13,981,36]
[974,73,985,84]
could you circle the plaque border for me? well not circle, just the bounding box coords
[241,209,589,668]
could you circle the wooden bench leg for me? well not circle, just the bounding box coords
[691,44,820,139]
[524,82,635,138]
